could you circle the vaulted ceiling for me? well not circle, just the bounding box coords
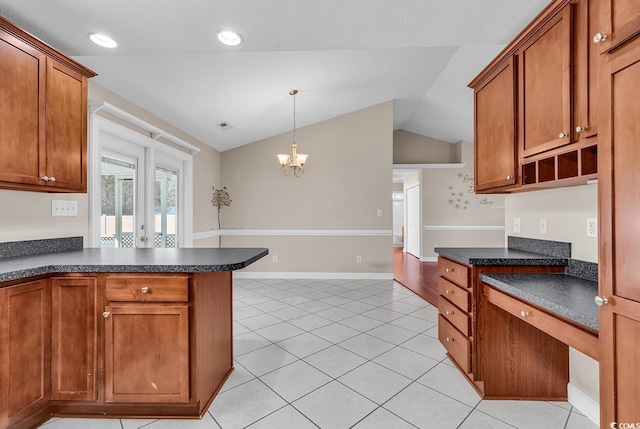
[0,0,549,151]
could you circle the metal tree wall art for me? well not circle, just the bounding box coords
[211,186,232,247]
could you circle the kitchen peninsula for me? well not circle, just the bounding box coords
[0,237,267,429]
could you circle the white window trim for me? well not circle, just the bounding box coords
[89,103,194,248]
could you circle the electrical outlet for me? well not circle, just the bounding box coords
[356,256,362,263]
[587,218,598,238]
[272,255,278,262]
[514,217,521,234]
[539,218,548,235]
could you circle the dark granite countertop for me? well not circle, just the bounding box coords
[480,273,598,332]
[0,247,269,283]
[434,247,568,266]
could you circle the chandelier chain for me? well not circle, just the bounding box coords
[292,91,296,145]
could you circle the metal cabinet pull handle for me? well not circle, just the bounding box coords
[103,311,110,318]
[49,176,56,182]
[446,311,453,315]
[141,286,149,293]
[559,132,568,138]
[445,268,454,273]
[594,296,609,306]
[445,289,453,295]
[446,337,454,342]
[520,310,529,318]
[41,176,49,182]
[575,125,586,133]
[507,175,513,180]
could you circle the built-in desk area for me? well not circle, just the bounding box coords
[435,237,599,401]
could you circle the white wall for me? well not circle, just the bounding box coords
[505,184,599,421]
[221,102,393,276]
[400,140,505,260]
[505,185,598,262]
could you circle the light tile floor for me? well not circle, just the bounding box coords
[43,278,598,429]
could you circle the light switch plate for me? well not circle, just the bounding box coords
[52,200,78,217]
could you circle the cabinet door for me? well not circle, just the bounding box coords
[598,0,640,53]
[51,277,97,401]
[0,279,51,427]
[0,28,46,187]
[573,0,599,140]
[598,34,640,427]
[518,5,572,157]
[104,304,189,403]
[45,60,88,192]
[474,56,518,192]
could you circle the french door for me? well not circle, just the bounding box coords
[100,147,144,248]
[94,126,186,248]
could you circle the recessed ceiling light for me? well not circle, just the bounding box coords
[88,33,117,48]
[216,30,243,46]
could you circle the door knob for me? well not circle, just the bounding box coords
[594,296,609,306]
[559,132,568,138]
[575,125,586,133]
[141,286,149,294]
[103,311,110,318]
[520,310,529,318]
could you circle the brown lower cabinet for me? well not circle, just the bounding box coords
[436,257,572,399]
[51,277,97,402]
[0,279,51,429]
[104,304,189,403]
[0,271,234,428]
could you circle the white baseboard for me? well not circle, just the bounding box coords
[567,382,599,425]
[233,272,395,280]
[420,256,438,262]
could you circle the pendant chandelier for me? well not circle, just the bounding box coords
[277,89,309,177]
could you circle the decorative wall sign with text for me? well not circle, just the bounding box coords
[446,173,495,210]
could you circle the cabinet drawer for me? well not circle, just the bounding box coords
[438,258,469,288]
[106,274,189,302]
[438,296,470,337]
[438,315,470,373]
[437,277,470,312]
[483,284,599,360]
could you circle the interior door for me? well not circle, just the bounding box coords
[406,185,421,258]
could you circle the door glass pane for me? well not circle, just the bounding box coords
[101,155,136,248]
[155,166,178,248]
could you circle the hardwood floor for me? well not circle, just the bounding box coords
[393,247,438,306]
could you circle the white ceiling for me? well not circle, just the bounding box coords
[0,0,549,152]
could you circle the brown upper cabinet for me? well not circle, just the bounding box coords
[518,4,572,159]
[596,0,640,53]
[470,0,600,192]
[0,17,96,193]
[474,57,518,192]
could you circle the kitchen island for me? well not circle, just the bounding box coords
[0,237,268,429]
